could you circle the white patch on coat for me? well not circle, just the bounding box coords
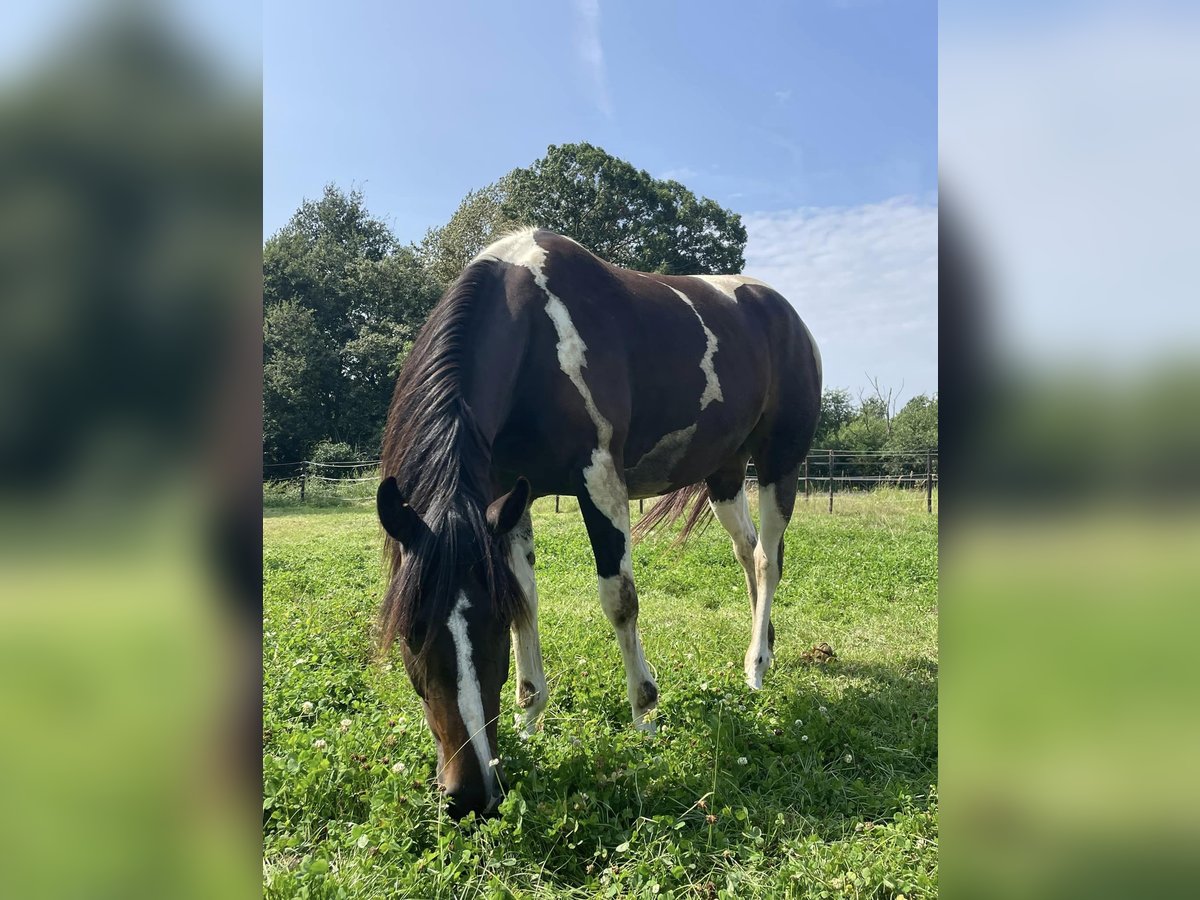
[479,231,664,729]
[627,423,697,494]
[471,226,542,267]
[446,591,497,803]
[477,229,627,534]
[692,273,822,383]
[664,285,723,410]
[692,274,770,301]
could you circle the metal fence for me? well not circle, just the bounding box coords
[264,448,937,513]
[757,448,938,513]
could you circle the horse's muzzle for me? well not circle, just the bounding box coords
[443,778,500,820]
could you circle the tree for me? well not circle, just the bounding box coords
[833,404,890,453]
[418,143,748,280]
[262,186,441,469]
[418,182,515,284]
[887,394,939,454]
[811,383,923,453]
[503,143,746,274]
[812,388,855,448]
[263,301,335,467]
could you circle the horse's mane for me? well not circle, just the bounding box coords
[376,259,525,654]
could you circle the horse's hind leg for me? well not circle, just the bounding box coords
[745,464,801,690]
[508,510,548,736]
[575,459,658,731]
[706,461,775,652]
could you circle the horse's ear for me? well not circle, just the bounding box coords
[377,477,425,546]
[486,477,531,535]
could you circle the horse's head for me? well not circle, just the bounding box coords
[376,475,530,819]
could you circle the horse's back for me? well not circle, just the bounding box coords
[477,229,821,491]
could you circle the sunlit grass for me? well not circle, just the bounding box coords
[263,489,938,898]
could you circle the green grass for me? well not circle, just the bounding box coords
[263,489,938,899]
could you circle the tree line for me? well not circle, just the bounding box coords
[263,142,935,474]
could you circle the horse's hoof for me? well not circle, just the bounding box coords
[515,713,542,739]
[744,652,772,690]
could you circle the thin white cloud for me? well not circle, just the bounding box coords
[743,198,938,400]
[660,166,699,182]
[573,0,613,118]
[774,89,792,103]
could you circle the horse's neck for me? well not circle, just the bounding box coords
[457,336,523,452]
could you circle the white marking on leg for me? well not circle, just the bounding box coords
[747,484,787,690]
[446,591,497,803]
[664,285,723,409]
[598,569,658,731]
[710,486,758,607]
[508,515,547,736]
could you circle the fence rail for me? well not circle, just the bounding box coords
[264,448,938,513]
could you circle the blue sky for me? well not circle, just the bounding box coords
[265,0,938,399]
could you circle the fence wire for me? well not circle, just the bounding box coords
[264,449,937,513]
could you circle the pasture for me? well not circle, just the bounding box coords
[263,489,938,898]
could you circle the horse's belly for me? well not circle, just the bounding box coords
[624,419,750,499]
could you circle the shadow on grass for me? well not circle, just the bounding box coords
[495,653,936,861]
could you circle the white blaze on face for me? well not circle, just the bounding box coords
[446,590,496,802]
[664,285,723,410]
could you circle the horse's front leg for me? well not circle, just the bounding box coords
[575,457,658,731]
[507,510,548,736]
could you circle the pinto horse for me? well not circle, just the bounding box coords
[376,228,821,818]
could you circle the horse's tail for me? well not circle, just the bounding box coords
[631,481,713,546]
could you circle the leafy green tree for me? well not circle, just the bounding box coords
[503,143,746,274]
[337,321,415,453]
[812,388,856,448]
[418,182,515,284]
[812,386,906,453]
[887,394,939,454]
[307,439,375,478]
[263,301,334,467]
[262,186,440,469]
[418,144,747,280]
[833,408,891,453]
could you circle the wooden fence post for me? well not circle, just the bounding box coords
[827,449,834,513]
[639,498,644,514]
[926,449,933,514]
[804,456,810,501]
[300,472,306,503]
[555,495,560,513]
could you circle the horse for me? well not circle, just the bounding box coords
[375,228,822,818]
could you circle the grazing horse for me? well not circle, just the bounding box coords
[376,228,821,818]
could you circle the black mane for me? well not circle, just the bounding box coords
[377,260,525,653]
